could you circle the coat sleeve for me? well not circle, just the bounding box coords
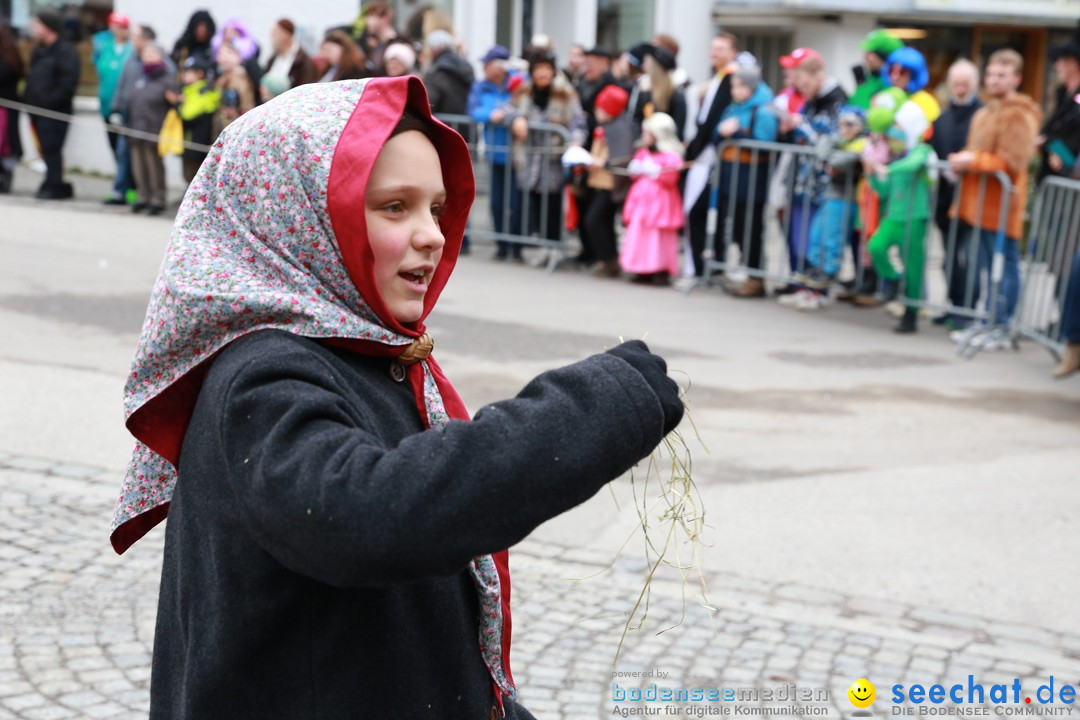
[218,345,666,588]
[110,61,132,114]
[467,82,489,123]
[752,106,779,143]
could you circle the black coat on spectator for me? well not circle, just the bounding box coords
[23,38,80,114]
[1039,82,1080,181]
[423,49,475,116]
[931,96,983,232]
[150,329,666,720]
[686,73,733,162]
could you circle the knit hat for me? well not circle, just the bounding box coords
[838,105,867,130]
[35,10,62,34]
[383,41,417,70]
[860,29,904,61]
[480,44,510,64]
[108,12,131,29]
[733,64,762,92]
[426,29,454,52]
[595,84,629,117]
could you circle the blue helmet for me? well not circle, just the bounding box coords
[883,46,929,94]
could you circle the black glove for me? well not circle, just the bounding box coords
[606,340,684,435]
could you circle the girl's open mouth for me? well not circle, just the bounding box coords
[398,270,428,292]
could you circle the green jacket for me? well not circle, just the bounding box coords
[870,142,933,222]
[178,80,221,121]
[850,73,886,110]
[92,30,131,114]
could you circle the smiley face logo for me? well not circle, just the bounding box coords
[848,678,876,708]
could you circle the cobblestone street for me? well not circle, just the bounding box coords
[2,194,1079,719]
[4,452,1080,719]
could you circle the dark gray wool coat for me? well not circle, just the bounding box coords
[151,329,668,719]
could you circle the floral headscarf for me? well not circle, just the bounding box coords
[110,76,517,703]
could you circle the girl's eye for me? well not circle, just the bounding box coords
[431,204,445,219]
[383,202,405,214]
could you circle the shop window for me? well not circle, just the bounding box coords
[596,0,654,53]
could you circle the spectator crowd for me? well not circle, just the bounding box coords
[0,5,1078,376]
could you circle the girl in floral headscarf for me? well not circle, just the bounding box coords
[111,76,682,718]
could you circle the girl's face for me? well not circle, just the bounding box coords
[218,44,239,71]
[364,130,447,324]
[321,41,343,66]
[641,129,656,147]
[531,63,554,88]
[839,119,860,141]
[730,77,751,103]
[385,57,407,77]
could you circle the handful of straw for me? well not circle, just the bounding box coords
[572,358,715,666]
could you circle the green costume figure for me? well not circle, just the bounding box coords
[850,29,904,109]
[866,114,934,334]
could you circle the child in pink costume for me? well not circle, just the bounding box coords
[619,112,685,284]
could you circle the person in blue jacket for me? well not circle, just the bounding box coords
[468,44,524,260]
[715,63,778,297]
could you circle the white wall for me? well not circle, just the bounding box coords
[453,0,497,64]
[791,14,877,96]
[535,0,597,64]
[654,0,713,87]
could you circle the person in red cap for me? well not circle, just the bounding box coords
[583,83,633,277]
[94,11,134,205]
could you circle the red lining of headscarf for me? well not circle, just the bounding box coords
[326,75,475,337]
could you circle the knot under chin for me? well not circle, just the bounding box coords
[396,333,435,366]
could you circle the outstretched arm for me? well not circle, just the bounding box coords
[220,341,670,588]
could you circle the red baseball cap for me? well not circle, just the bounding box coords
[779,48,822,69]
[108,12,131,28]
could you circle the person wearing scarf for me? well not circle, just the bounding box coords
[111,75,683,718]
[127,43,177,215]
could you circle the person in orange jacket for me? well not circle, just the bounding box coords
[947,49,1042,340]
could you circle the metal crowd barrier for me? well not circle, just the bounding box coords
[436,113,574,272]
[698,138,1018,357]
[1013,176,1080,360]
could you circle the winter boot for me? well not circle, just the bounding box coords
[731,276,766,298]
[894,307,918,334]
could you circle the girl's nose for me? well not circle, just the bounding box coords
[413,212,445,252]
